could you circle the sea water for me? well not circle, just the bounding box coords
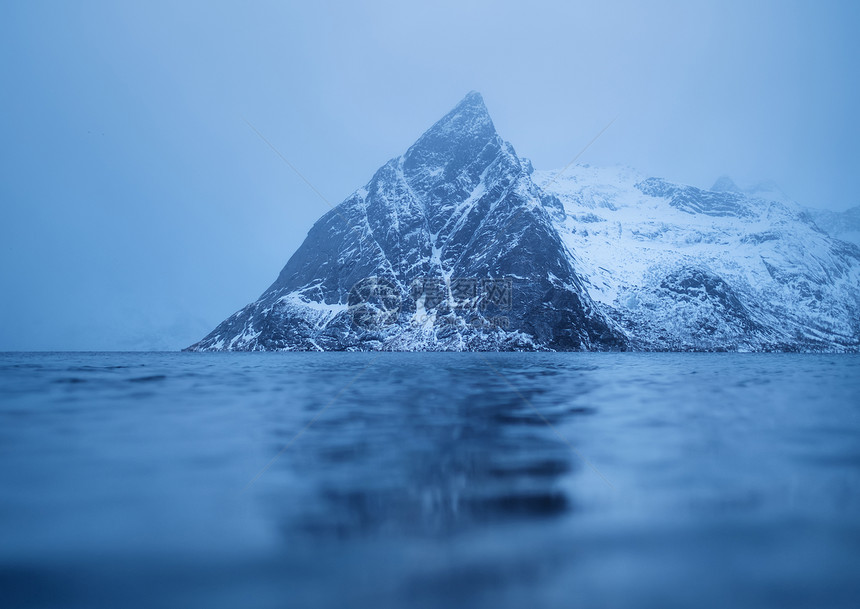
[1,352,859,608]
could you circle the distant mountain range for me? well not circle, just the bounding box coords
[805,206,860,249]
[711,174,860,248]
[188,93,860,352]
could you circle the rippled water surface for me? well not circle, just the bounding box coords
[1,352,859,608]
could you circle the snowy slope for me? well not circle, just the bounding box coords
[536,165,860,351]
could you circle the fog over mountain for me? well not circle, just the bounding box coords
[2,1,858,350]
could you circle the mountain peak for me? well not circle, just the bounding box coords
[399,91,500,186]
[711,175,741,193]
[407,92,495,154]
[189,91,629,352]
[189,96,860,354]
[446,90,490,125]
[457,90,486,110]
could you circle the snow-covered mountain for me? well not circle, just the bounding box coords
[711,175,860,248]
[806,206,860,248]
[536,166,860,351]
[188,92,623,351]
[189,93,860,352]
[710,175,796,206]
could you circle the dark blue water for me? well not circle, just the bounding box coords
[1,352,859,608]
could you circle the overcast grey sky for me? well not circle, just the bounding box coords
[1,0,858,350]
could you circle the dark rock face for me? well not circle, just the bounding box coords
[637,178,754,219]
[656,268,765,344]
[188,93,626,351]
[605,266,775,352]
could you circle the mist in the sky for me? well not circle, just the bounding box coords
[1,0,858,351]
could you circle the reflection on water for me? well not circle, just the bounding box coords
[1,352,859,608]
[283,361,580,538]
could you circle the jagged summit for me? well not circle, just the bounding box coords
[711,175,794,205]
[403,91,497,182]
[188,92,624,352]
[411,91,493,143]
[436,90,490,125]
[711,175,741,193]
[460,90,486,106]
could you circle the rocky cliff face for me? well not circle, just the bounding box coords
[188,93,625,351]
[188,94,860,352]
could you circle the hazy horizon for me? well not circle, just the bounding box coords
[2,0,858,350]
